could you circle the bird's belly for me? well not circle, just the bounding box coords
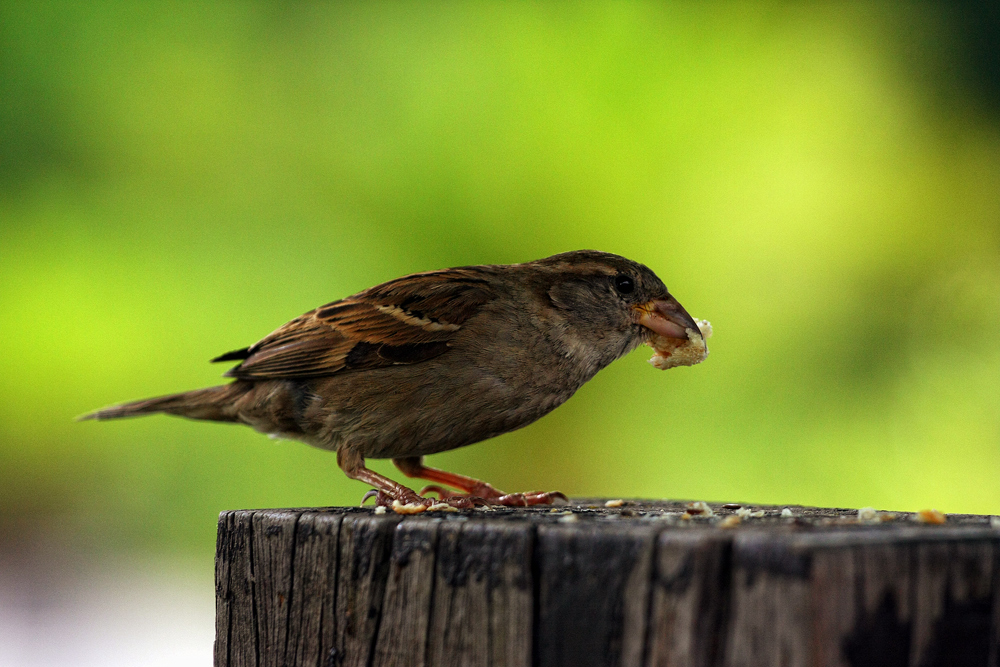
[303,363,578,460]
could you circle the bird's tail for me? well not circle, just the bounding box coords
[77,384,246,423]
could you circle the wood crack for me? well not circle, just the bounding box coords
[282,512,302,666]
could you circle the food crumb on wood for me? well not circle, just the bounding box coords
[374,506,387,515]
[735,507,752,519]
[915,508,946,524]
[604,499,625,508]
[685,501,714,517]
[392,500,428,514]
[781,508,793,518]
[426,503,458,513]
[558,513,579,523]
[718,515,741,529]
[750,510,766,518]
[858,506,879,524]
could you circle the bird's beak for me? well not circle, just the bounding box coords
[633,297,699,340]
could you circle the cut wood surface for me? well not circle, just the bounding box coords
[215,500,1000,667]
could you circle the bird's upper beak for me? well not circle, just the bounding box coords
[633,296,700,340]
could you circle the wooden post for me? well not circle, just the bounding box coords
[214,501,1000,667]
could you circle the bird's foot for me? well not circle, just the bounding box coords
[494,490,569,506]
[360,488,479,512]
[417,485,493,507]
[420,484,568,507]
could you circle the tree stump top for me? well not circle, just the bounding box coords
[215,500,1000,667]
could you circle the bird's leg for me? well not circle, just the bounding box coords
[394,455,498,496]
[339,449,475,509]
[339,449,424,507]
[393,456,567,507]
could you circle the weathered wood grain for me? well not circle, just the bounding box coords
[536,522,655,667]
[481,522,533,667]
[726,527,1000,667]
[228,510,260,667]
[285,512,341,667]
[214,502,1000,667]
[335,512,402,667]
[426,519,534,667]
[214,512,233,667]
[251,510,298,667]
[373,518,440,667]
[646,530,731,667]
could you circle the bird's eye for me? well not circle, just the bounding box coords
[614,274,635,295]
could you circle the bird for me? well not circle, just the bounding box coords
[81,250,704,510]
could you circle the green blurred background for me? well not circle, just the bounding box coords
[3,0,999,576]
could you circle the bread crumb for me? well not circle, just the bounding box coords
[735,507,752,519]
[392,500,428,514]
[605,499,625,508]
[750,510,765,518]
[718,515,741,529]
[858,507,879,524]
[991,516,1000,528]
[648,319,712,370]
[915,508,946,524]
[426,503,459,513]
[558,513,579,523]
[781,508,793,518]
[374,506,387,515]
[685,501,714,517]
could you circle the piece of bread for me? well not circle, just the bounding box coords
[648,319,712,370]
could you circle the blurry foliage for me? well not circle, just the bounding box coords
[1,2,998,561]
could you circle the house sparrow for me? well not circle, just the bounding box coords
[81,250,705,510]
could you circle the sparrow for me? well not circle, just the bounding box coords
[81,250,704,510]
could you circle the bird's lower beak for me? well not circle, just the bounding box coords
[633,297,699,340]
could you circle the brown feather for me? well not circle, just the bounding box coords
[224,268,494,380]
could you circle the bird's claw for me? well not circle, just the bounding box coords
[544,491,570,505]
[361,489,398,508]
[420,485,489,507]
[360,487,481,512]
[362,485,567,512]
[420,484,567,507]
[496,490,569,506]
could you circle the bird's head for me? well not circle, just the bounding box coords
[526,250,701,365]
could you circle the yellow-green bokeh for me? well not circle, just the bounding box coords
[2,2,998,563]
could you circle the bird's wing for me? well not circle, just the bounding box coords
[215,269,494,380]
